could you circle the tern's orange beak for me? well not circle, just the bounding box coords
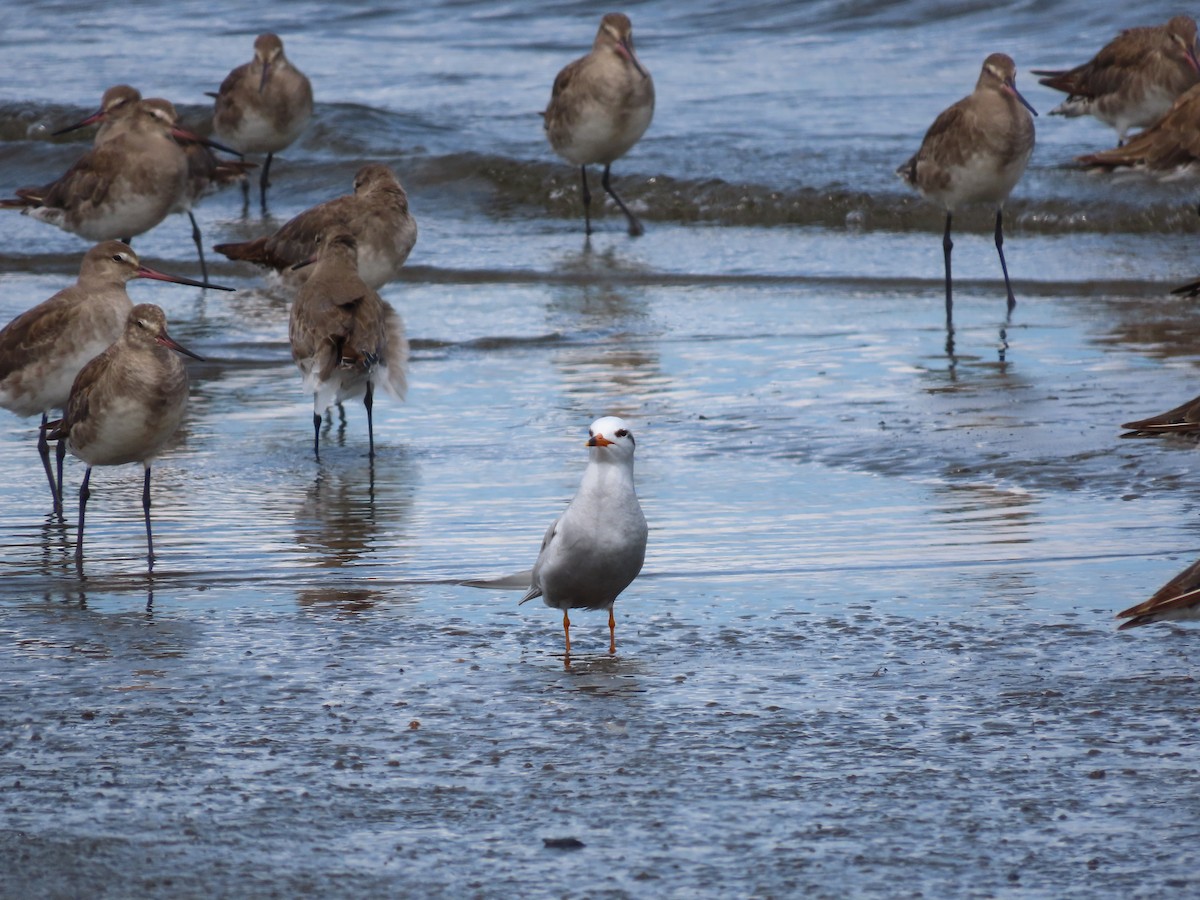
[587,434,614,447]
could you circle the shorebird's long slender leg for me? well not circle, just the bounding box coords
[55,437,66,519]
[994,208,1017,315]
[364,381,375,459]
[579,165,592,235]
[37,413,61,515]
[943,211,956,356]
[75,466,93,569]
[260,153,274,211]
[602,164,643,237]
[312,406,322,460]
[562,609,572,657]
[608,605,616,655]
[187,211,208,282]
[142,465,155,571]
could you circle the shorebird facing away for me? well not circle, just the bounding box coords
[1076,83,1200,177]
[464,417,648,659]
[1120,393,1200,438]
[544,13,655,237]
[288,229,407,460]
[211,32,314,211]
[1032,15,1200,144]
[214,163,417,290]
[45,304,203,572]
[0,242,231,517]
[897,53,1037,321]
[1117,557,1200,630]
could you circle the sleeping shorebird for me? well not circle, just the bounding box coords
[1076,82,1200,176]
[288,229,407,460]
[544,13,655,237]
[1032,15,1200,144]
[45,304,204,572]
[48,90,247,277]
[2,96,237,251]
[0,242,229,516]
[1117,557,1200,630]
[210,32,314,211]
[214,163,416,290]
[897,53,1037,321]
[464,417,647,659]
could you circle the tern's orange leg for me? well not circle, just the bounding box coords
[608,606,616,655]
[562,608,572,657]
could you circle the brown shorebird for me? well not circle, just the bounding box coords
[0,242,229,516]
[1033,15,1200,144]
[214,163,417,290]
[1120,393,1200,438]
[463,417,647,659]
[897,53,1037,323]
[1,96,235,249]
[544,13,655,237]
[1076,82,1200,176]
[210,32,314,210]
[288,229,407,459]
[1117,557,1200,630]
[52,84,144,143]
[45,304,203,572]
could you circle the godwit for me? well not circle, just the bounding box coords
[214,163,417,290]
[210,32,314,210]
[1120,393,1200,438]
[1033,15,1200,144]
[288,229,407,459]
[0,242,229,516]
[45,304,203,572]
[897,53,1037,320]
[2,97,236,249]
[544,13,655,236]
[1076,83,1200,177]
[1117,557,1200,629]
[464,417,648,659]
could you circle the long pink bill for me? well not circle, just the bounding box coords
[136,265,236,292]
[155,331,205,362]
[169,126,244,158]
[617,41,648,78]
[51,109,105,137]
[1005,83,1038,117]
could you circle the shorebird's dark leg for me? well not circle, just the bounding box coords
[75,466,92,570]
[142,465,155,571]
[994,208,1017,316]
[260,153,274,211]
[364,381,376,459]
[579,165,592,235]
[602,164,644,237]
[55,437,66,519]
[943,211,955,356]
[312,405,322,460]
[187,211,208,282]
[37,413,61,516]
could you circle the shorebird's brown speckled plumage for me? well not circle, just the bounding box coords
[1117,556,1200,629]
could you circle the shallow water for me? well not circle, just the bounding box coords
[4,1,1200,897]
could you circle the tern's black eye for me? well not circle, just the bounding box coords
[616,429,628,438]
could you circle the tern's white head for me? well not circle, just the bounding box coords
[586,416,637,461]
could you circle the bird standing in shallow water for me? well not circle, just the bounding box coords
[288,229,407,460]
[211,32,314,212]
[45,304,204,572]
[1032,15,1200,145]
[465,417,648,660]
[544,13,655,237]
[0,242,229,516]
[897,53,1037,330]
[214,163,417,290]
[1117,557,1200,630]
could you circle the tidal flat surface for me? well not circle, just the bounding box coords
[3,1,1200,897]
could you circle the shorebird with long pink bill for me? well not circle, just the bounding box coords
[463,417,647,661]
[1117,557,1200,630]
[544,13,654,237]
[214,163,417,290]
[44,304,203,572]
[897,53,1037,328]
[2,95,240,258]
[1033,15,1200,145]
[48,90,246,280]
[1076,82,1200,177]
[210,32,313,211]
[0,242,231,517]
[288,229,407,460]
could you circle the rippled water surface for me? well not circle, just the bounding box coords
[3,1,1200,897]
